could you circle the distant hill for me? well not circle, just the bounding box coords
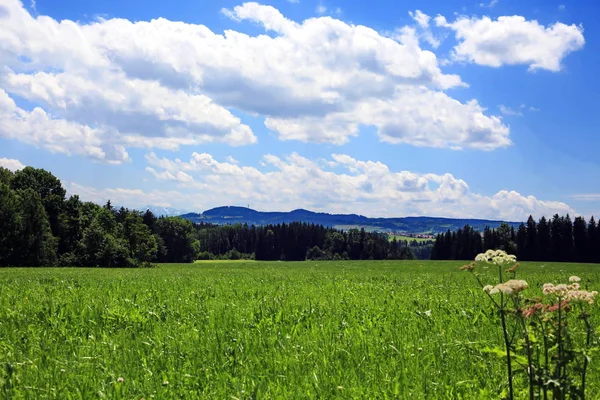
[179,206,521,234]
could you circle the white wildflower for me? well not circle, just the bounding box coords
[504,279,528,293]
[569,276,581,283]
[474,249,517,265]
[475,253,488,262]
[566,290,598,305]
[554,284,569,296]
[495,283,514,295]
[492,256,504,265]
[542,283,555,295]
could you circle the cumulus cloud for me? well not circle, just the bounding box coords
[0,89,130,163]
[2,71,257,150]
[0,157,25,171]
[0,0,514,156]
[143,151,575,220]
[438,14,584,71]
[66,182,191,209]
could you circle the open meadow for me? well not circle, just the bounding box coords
[1,261,599,399]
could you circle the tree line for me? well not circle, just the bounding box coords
[194,222,432,261]
[0,166,199,267]
[0,166,432,267]
[431,214,600,263]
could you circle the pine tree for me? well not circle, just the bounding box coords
[562,215,574,262]
[550,215,563,262]
[573,216,587,263]
[537,217,551,262]
[525,215,537,261]
[516,223,527,260]
[587,216,600,263]
[587,217,598,263]
[483,226,494,251]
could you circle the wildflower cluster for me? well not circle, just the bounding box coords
[542,276,598,305]
[463,251,598,399]
[483,279,528,296]
[474,249,517,265]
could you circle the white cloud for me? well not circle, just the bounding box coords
[0,157,25,171]
[143,151,575,220]
[479,0,499,8]
[499,104,540,116]
[0,89,130,163]
[559,4,566,11]
[2,71,257,150]
[0,0,512,156]
[439,14,584,71]
[408,10,443,48]
[499,105,522,116]
[226,156,239,164]
[145,166,194,183]
[316,4,327,14]
[409,10,430,28]
[67,182,190,209]
[570,194,600,201]
[266,87,510,149]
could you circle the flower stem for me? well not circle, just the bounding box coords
[580,304,591,399]
[556,297,564,400]
[516,298,535,400]
[500,305,514,400]
[541,318,549,400]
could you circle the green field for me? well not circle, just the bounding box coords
[1,261,599,398]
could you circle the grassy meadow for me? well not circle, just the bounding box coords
[1,261,599,398]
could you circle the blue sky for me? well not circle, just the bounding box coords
[0,0,598,220]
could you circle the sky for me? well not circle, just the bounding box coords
[0,0,598,220]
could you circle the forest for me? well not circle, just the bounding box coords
[0,166,431,267]
[431,215,600,263]
[6,165,597,267]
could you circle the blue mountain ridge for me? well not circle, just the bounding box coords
[178,206,520,235]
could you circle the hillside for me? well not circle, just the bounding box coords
[179,206,520,234]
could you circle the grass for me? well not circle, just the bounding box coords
[1,260,599,398]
